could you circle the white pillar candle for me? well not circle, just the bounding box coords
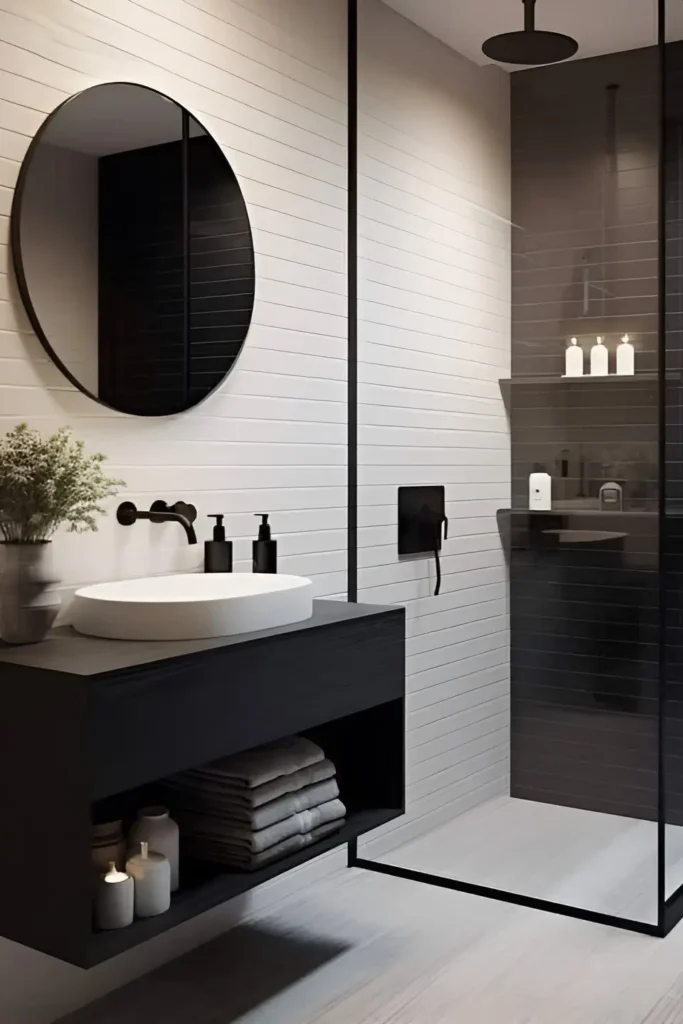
[564,337,584,377]
[126,842,171,918]
[590,336,609,376]
[616,334,635,375]
[94,861,134,930]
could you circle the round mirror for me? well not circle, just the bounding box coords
[11,83,255,417]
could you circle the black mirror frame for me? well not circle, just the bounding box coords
[10,80,255,418]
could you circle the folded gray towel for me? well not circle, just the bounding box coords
[166,777,340,831]
[186,736,323,790]
[185,819,345,871]
[167,757,336,809]
[177,797,346,854]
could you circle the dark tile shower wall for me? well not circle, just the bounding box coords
[509,47,663,823]
[511,47,659,511]
[99,135,253,416]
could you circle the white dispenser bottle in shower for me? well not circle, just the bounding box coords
[529,471,552,511]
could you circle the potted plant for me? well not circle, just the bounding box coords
[0,423,124,644]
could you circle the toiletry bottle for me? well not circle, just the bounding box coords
[599,481,623,511]
[529,468,552,511]
[205,514,233,573]
[253,514,277,573]
[616,334,635,376]
[590,336,609,376]
[565,337,584,377]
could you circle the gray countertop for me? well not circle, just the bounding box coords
[0,599,400,677]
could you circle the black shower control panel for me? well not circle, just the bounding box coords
[398,486,446,555]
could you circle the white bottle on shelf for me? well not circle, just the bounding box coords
[590,336,609,376]
[616,334,635,376]
[564,337,584,377]
[529,471,552,511]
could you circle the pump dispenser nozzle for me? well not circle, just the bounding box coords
[208,514,226,541]
[255,514,271,541]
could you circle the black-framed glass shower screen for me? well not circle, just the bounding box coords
[350,0,683,936]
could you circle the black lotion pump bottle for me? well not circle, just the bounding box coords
[205,514,233,572]
[253,514,277,573]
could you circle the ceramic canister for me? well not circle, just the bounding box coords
[129,806,179,891]
[91,820,127,875]
[126,842,171,918]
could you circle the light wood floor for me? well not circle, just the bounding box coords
[63,799,683,1024]
[378,796,683,925]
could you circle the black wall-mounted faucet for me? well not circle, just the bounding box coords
[116,500,198,545]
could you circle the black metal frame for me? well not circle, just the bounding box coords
[346,0,683,938]
[10,82,255,418]
[181,107,191,411]
[347,0,358,604]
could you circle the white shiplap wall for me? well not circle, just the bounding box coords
[0,0,513,1017]
[0,0,348,604]
[0,1,348,1021]
[358,0,512,854]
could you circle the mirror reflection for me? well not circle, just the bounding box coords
[12,83,255,416]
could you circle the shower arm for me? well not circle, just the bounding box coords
[524,0,536,32]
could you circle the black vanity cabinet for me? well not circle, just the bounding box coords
[0,601,405,966]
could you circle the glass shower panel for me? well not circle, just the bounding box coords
[507,38,661,926]
[366,3,662,927]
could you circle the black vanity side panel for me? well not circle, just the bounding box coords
[0,665,92,962]
[88,608,405,800]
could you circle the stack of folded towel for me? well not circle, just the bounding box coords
[161,736,346,871]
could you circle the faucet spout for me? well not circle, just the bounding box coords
[154,511,197,545]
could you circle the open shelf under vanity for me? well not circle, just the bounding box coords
[90,807,396,965]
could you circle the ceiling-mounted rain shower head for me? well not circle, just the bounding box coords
[482,0,578,66]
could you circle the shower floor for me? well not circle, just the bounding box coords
[377,795,683,925]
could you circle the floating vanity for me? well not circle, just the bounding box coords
[0,600,405,967]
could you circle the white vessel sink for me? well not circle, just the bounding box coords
[71,573,313,641]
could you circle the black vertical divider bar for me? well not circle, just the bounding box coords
[182,108,190,409]
[346,0,359,868]
[347,0,358,604]
[657,0,667,935]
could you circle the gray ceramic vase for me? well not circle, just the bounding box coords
[129,807,180,892]
[0,542,59,644]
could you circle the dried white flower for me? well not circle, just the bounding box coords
[0,424,125,544]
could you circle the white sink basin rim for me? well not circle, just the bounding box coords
[71,573,313,641]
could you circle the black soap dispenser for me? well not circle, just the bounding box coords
[253,514,277,573]
[205,514,233,573]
